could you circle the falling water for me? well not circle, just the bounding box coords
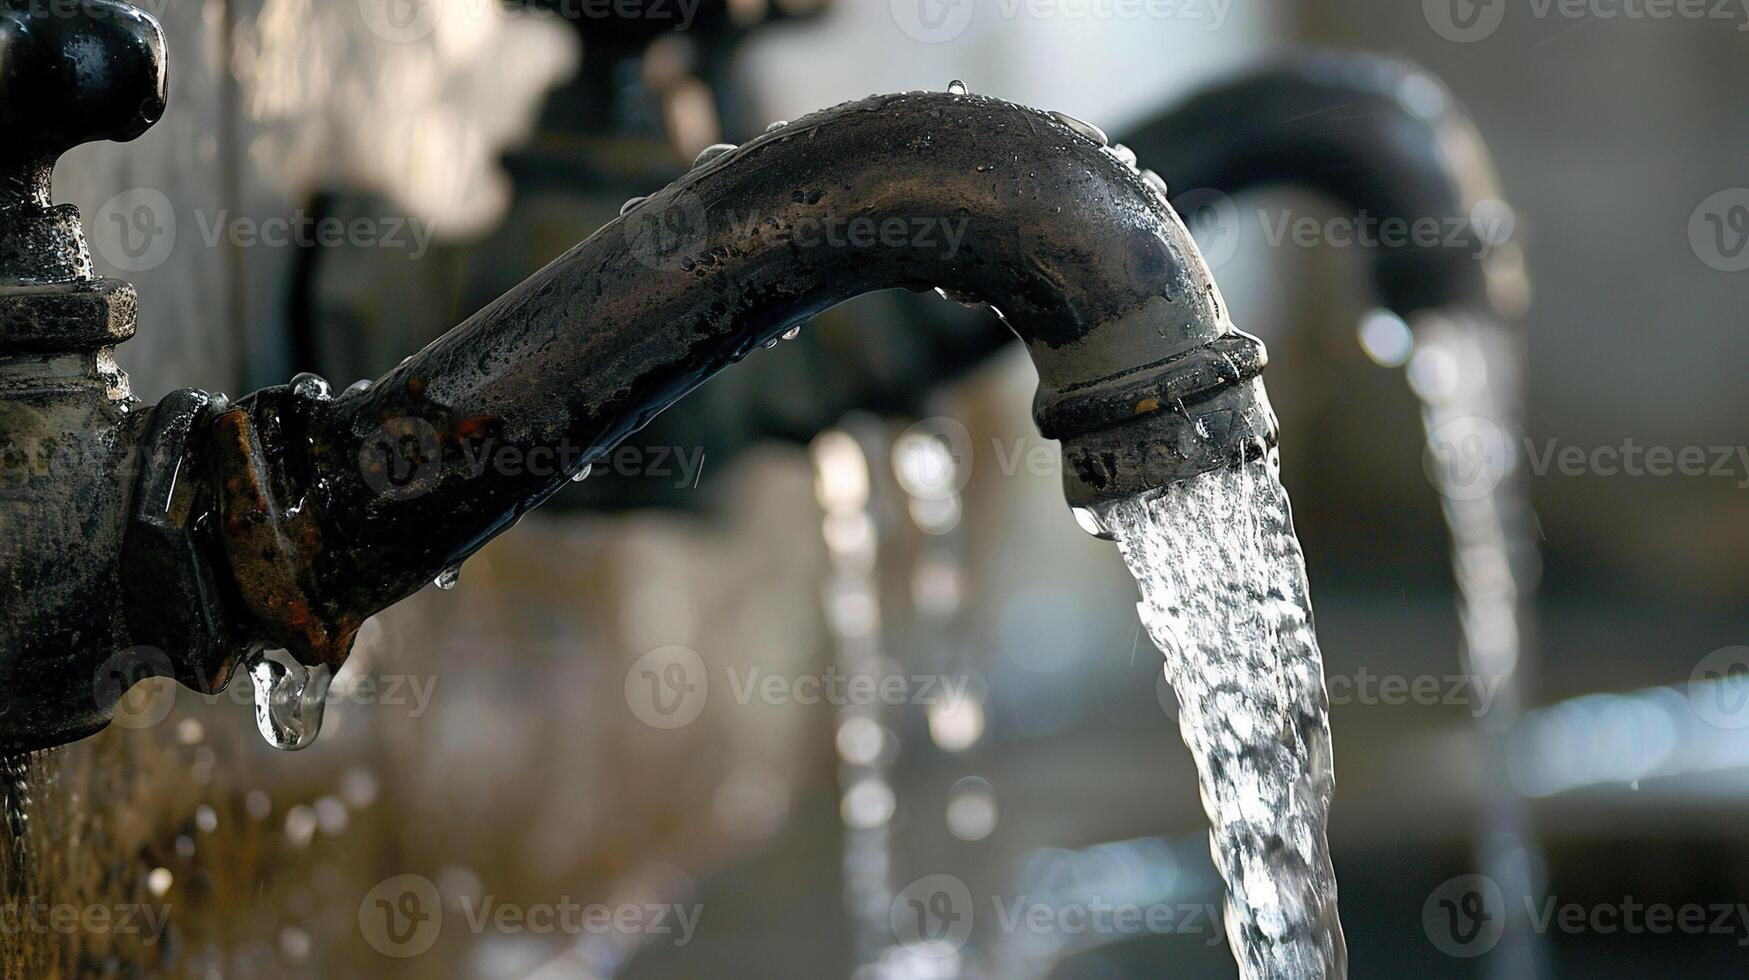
[1410,312,1547,977]
[1106,455,1346,978]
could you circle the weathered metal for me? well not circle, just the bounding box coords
[1,2,1274,752]
[0,0,174,751]
[493,52,1517,507]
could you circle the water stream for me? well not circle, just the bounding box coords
[1409,312,1547,977]
[1106,455,1346,978]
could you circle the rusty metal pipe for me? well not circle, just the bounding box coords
[581,52,1518,508]
[203,90,1274,675]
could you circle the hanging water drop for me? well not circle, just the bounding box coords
[433,565,461,590]
[570,463,593,483]
[766,119,789,133]
[345,379,372,395]
[619,196,647,216]
[782,326,802,341]
[246,649,334,751]
[946,79,969,96]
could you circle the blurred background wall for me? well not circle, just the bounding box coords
[5,0,1746,977]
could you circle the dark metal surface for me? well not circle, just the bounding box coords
[216,90,1272,672]
[1136,49,1507,316]
[535,52,1511,504]
[0,0,172,751]
[0,0,1269,751]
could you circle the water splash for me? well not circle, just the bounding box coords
[247,649,334,751]
[1108,457,1346,978]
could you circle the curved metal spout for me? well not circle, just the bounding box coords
[1134,50,1522,318]
[205,90,1274,671]
[563,53,1520,510]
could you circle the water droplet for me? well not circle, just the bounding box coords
[570,463,593,483]
[782,326,802,341]
[1107,143,1137,168]
[619,196,647,216]
[346,379,372,395]
[947,79,969,96]
[765,119,789,133]
[763,337,780,350]
[288,373,332,401]
[246,649,334,751]
[433,564,461,590]
[1071,506,1116,541]
[1139,168,1169,199]
[694,143,738,168]
[1049,110,1108,147]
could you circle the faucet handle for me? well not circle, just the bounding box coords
[0,0,166,284]
[0,0,167,198]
